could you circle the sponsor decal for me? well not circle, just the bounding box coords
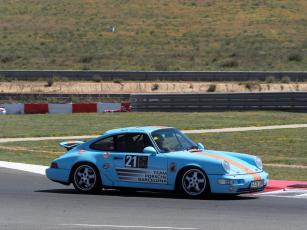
[103,163,111,169]
[169,162,177,172]
[103,152,111,159]
[78,148,86,154]
[116,168,167,184]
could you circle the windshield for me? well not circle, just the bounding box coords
[151,128,198,153]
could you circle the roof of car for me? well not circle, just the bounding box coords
[105,126,172,135]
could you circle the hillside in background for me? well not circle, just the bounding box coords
[0,0,306,70]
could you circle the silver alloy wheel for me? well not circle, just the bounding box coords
[73,165,97,191]
[181,168,206,196]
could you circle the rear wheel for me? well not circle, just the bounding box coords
[72,163,102,193]
[179,168,209,198]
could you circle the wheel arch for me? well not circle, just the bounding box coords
[69,161,101,184]
[175,164,211,193]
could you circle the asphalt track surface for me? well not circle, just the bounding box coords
[1,168,307,230]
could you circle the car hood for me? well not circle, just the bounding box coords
[169,149,261,175]
[204,149,261,174]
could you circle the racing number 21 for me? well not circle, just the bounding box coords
[125,155,137,168]
[125,155,148,168]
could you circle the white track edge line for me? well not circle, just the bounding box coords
[60,224,198,230]
[0,161,47,175]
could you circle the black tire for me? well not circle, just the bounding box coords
[178,167,210,198]
[72,163,102,194]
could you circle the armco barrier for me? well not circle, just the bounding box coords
[24,103,49,114]
[72,103,97,113]
[1,70,307,81]
[131,92,307,112]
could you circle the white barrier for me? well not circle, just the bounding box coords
[97,102,121,112]
[0,103,24,114]
[0,102,125,114]
[48,103,72,114]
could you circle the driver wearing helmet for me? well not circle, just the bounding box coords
[153,134,168,152]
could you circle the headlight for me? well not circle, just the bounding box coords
[222,160,231,174]
[255,156,263,170]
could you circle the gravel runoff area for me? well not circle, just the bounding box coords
[0,124,307,143]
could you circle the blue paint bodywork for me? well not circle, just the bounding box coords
[46,126,269,194]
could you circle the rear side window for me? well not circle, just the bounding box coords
[91,136,115,151]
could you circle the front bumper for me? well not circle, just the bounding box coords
[208,171,269,194]
[46,168,70,185]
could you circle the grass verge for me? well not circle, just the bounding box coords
[1,111,307,138]
[0,128,306,180]
[1,0,307,70]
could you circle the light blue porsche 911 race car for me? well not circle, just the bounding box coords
[46,126,268,197]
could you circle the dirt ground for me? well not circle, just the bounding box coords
[0,81,307,94]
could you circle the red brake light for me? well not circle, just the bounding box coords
[50,162,58,168]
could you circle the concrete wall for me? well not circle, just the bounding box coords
[48,103,72,114]
[0,103,24,114]
[0,102,129,114]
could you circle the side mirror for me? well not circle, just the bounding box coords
[197,143,205,150]
[143,146,157,155]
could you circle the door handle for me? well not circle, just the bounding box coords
[113,156,123,160]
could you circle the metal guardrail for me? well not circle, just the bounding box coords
[131,92,307,112]
[1,70,307,81]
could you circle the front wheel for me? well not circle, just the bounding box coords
[72,163,102,193]
[179,168,209,198]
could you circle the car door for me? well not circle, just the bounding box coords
[110,133,170,190]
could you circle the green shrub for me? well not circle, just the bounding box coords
[245,82,259,91]
[207,84,216,92]
[220,59,239,68]
[0,75,6,82]
[288,53,303,62]
[113,78,122,84]
[46,79,54,87]
[265,75,277,83]
[151,83,159,91]
[0,55,13,63]
[79,56,93,63]
[281,76,291,83]
[92,75,102,82]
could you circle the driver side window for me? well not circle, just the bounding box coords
[115,133,153,153]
